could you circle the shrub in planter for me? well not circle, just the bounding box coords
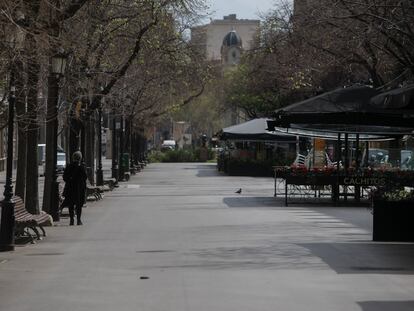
[148,150,165,163]
[227,158,274,177]
[162,149,197,162]
[149,148,216,163]
[372,189,414,242]
[193,147,215,162]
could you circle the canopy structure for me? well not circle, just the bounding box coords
[370,84,414,111]
[274,123,414,136]
[272,126,394,141]
[268,85,414,134]
[219,118,296,142]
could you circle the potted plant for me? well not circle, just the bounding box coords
[372,188,414,242]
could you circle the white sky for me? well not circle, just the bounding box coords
[206,0,278,20]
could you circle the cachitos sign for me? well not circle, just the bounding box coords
[343,176,386,186]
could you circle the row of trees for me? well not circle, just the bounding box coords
[218,0,414,118]
[0,1,210,214]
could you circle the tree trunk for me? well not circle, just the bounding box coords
[42,74,59,214]
[69,116,81,159]
[91,113,96,183]
[85,113,95,184]
[15,59,26,200]
[24,33,39,214]
[80,120,86,161]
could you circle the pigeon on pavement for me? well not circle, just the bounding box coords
[235,188,242,194]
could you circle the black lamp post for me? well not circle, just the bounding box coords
[0,22,25,251]
[129,122,135,170]
[96,99,104,186]
[118,115,125,181]
[48,52,67,222]
[0,72,16,252]
[111,107,119,182]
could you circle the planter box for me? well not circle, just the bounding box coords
[227,162,273,177]
[286,175,336,185]
[373,200,414,242]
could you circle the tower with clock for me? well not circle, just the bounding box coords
[221,29,243,66]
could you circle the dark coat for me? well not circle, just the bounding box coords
[63,162,87,206]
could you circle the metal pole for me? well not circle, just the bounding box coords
[111,108,119,182]
[344,133,349,171]
[296,135,300,155]
[355,134,360,168]
[96,105,103,186]
[333,133,341,203]
[80,116,86,161]
[49,74,60,222]
[344,133,349,202]
[355,134,360,202]
[0,71,16,251]
[129,120,135,170]
[365,141,369,167]
[119,115,124,181]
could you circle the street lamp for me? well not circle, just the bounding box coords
[0,75,16,252]
[96,96,104,186]
[0,24,25,251]
[118,115,125,181]
[111,107,119,183]
[48,51,67,221]
[129,122,135,171]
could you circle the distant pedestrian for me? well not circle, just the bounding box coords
[63,151,87,225]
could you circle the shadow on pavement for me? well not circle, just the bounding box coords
[196,167,221,177]
[286,205,372,232]
[300,242,414,274]
[137,242,324,271]
[358,301,414,311]
[182,164,221,177]
[223,197,277,208]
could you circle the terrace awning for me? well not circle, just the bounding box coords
[270,126,398,141]
[268,85,414,134]
[219,118,296,142]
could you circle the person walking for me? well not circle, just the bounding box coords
[63,151,87,225]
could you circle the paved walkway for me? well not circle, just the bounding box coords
[0,163,413,311]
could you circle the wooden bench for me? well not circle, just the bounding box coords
[14,196,52,242]
[86,182,103,201]
[103,178,117,189]
[130,166,138,175]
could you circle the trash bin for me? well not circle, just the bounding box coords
[120,153,130,173]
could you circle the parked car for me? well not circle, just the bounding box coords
[56,152,66,173]
[38,144,46,166]
[161,140,176,151]
[38,144,67,175]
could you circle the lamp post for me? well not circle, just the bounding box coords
[111,107,119,183]
[96,99,104,186]
[48,52,67,222]
[129,123,135,170]
[0,22,25,251]
[118,115,125,181]
[0,72,16,252]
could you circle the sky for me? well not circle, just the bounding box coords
[206,0,278,20]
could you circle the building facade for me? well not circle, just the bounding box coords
[191,14,260,62]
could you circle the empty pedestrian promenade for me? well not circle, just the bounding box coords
[0,163,413,311]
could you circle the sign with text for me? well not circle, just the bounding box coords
[342,176,386,186]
